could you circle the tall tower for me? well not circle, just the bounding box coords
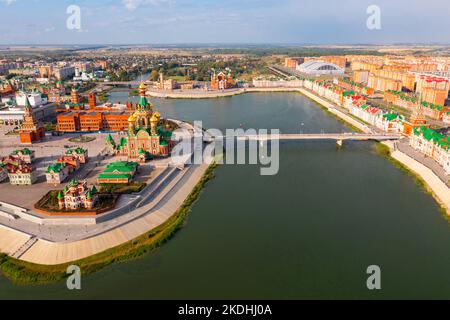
[410,92,427,124]
[71,88,79,105]
[159,72,164,89]
[19,95,45,144]
[88,92,97,109]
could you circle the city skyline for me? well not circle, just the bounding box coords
[1,0,450,45]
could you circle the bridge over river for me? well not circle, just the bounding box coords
[208,133,402,144]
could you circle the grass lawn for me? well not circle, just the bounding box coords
[99,182,147,194]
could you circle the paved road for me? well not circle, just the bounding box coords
[396,139,450,187]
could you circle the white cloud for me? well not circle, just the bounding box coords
[122,0,169,12]
[1,0,16,6]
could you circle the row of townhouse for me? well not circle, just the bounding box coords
[306,79,409,135]
[384,90,450,121]
[46,148,88,184]
[410,126,450,175]
[303,78,450,175]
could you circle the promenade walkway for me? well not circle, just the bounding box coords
[19,163,209,265]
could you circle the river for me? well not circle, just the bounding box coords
[1,92,449,299]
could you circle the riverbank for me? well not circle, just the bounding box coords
[297,89,450,215]
[147,87,302,99]
[0,163,218,285]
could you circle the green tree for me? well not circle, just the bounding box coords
[149,69,159,81]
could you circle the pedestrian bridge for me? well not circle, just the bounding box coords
[209,133,401,142]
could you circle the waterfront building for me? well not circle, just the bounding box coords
[211,71,235,90]
[410,126,450,174]
[46,163,69,184]
[65,148,88,164]
[6,161,37,185]
[403,103,430,136]
[107,83,173,160]
[58,179,98,210]
[18,96,45,144]
[443,111,450,124]
[97,161,138,184]
[375,113,405,134]
[338,78,375,96]
[252,77,304,88]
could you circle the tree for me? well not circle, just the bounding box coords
[149,70,159,81]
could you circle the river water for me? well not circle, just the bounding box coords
[1,92,449,299]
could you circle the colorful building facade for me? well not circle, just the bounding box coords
[106,83,173,161]
[410,127,450,175]
[58,179,98,210]
[18,96,45,144]
[46,163,69,184]
[97,161,138,184]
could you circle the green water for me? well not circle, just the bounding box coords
[1,93,449,299]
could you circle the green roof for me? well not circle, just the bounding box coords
[107,134,115,145]
[98,173,131,180]
[118,137,128,147]
[12,148,32,155]
[160,140,169,147]
[57,191,64,200]
[107,161,138,168]
[47,163,66,173]
[139,96,149,107]
[383,113,399,121]
[66,147,87,155]
[102,161,138,174]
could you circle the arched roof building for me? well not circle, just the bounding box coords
[296,60,345,76]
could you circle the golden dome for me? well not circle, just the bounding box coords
[153,111,161,119]
[128,113,137,122]
[139,83,146,90]
[150,114,159,123]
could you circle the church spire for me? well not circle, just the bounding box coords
[24,94,32,116]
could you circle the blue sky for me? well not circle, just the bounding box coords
[0,0,449,45]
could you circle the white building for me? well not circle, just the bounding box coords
[297,60,345,76]
[46,163,69,184]
[410,127,450,174]
[16,92,46,108]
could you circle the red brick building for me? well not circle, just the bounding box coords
[57,111,129,132]
[211,71,235,91]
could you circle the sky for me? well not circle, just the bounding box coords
[0,0,450,45]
